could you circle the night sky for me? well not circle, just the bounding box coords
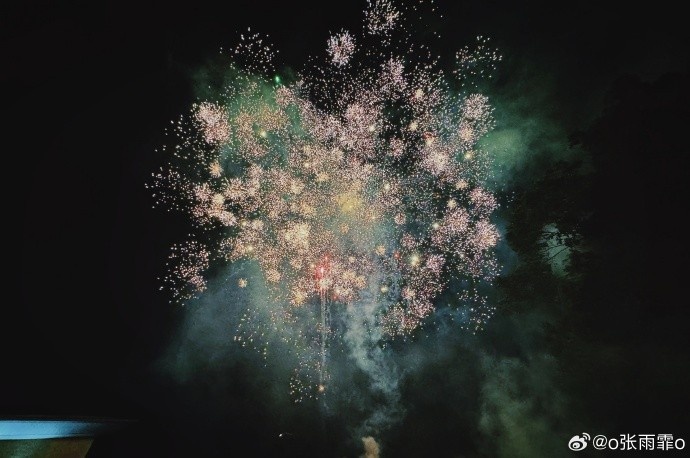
[6,1,690,456]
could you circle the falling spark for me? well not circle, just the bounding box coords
[365,0,401,36]
[327,30,356,67]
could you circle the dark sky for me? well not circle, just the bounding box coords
[5,1,689,456]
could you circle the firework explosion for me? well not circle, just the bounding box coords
[151,0,502,400]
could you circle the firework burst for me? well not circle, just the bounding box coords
[152,0,502,400]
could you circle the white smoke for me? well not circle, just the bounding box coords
[344,271,404,435]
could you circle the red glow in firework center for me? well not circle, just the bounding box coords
[314,256,331,291]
